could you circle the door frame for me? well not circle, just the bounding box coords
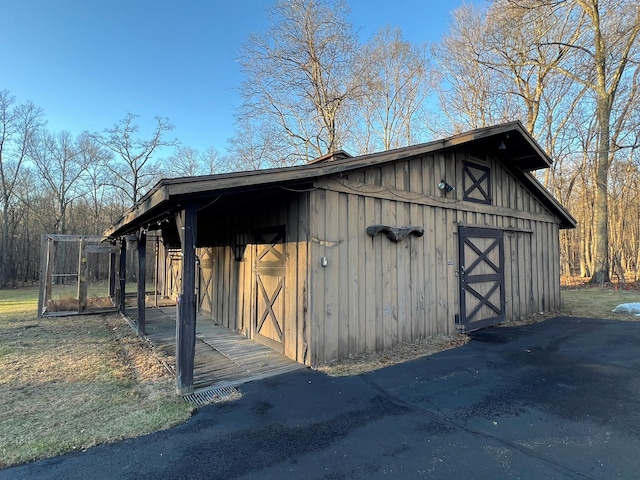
[458,226,505,332]
[251,226,286,353]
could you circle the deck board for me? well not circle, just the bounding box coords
[126,307,304,392]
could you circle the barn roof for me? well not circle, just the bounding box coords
[104,121,576,237]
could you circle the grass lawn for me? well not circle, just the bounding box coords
[560,283,640,320]
[0,286,193,469]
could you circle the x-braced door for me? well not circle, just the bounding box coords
[253,227,286,353]
[458,226,505,332]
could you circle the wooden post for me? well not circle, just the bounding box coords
[154,235,159,307]
[108,243,117,299]
[37,235,50,318]
[119,239,127,313]
[77,236,88,313]
[136,230,147,335]
[175,205,197,395]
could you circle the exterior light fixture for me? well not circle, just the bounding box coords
[234,233,248,261]
[498,140,507,150]
[438,180,454,193]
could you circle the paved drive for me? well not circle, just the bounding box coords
[3,316,640,479]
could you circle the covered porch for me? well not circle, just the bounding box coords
[126,306,304,394]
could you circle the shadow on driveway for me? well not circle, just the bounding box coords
[4,316,640,479]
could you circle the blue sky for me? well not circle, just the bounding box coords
[1,1,473,156]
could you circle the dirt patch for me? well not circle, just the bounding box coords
[317,313,561,377]
[317,334,470,377]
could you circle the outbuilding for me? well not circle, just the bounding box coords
[105,121,575,393]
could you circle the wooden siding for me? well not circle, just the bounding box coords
[194,192,311,365]
[308,147,563,365]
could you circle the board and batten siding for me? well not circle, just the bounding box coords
[194,191,312,365]
[308,147,563,365]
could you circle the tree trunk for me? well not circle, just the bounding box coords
[0,204,10,288]
[589,105,612,284]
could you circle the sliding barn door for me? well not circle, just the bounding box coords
[458,226,505,332]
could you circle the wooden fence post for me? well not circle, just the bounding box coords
[77,236,88,313]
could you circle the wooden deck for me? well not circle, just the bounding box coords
[126,307,305,392]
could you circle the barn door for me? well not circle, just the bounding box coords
[458,226,505,332]
[252,227,286,353]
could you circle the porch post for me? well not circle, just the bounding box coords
[176,204,197,395]
[118,238,127,313]
[136,229,147,335]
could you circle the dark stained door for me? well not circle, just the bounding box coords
[253,227,286,353]
[458,226,505,332]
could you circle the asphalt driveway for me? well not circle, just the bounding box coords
[3,316,640,479]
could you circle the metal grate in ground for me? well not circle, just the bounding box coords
[182,386,241,407]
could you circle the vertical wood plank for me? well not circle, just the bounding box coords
[552,224,561,310]
[285,196,298,361]
[363,188,377,354]
[503,231,513,320]
[544,222,553,311]
[447,209,459,335]
[309,189,326,365]
[297,193,311,364]
[531,221,541,313]
[236,245,246,333]
[381,198,398,349]
[374,198,384,351]
[516,228,526,319]
[397,202,410,343]
[347,192,360,356]
[434,206,447,333]
[337,192,349,358]
[410,203,425,339]
[324,189,340,362]
[246,236,255,338]
[423,203,436,335]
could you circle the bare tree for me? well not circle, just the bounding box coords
[435,0,640,284]
[226,118,295,171]
[29,130,92,235]
[432,5,524,135]
[161,146,221,177]
[77,133,113,235]
[94,113,178,204]
[517,0,639,283]
[354,27,431,153]
[237,0,363,162]
[0,90,43,287]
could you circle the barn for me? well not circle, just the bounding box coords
[105,121,575,393]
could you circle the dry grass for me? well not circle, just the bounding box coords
[560,282,640,320]
[0,287,193,468]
